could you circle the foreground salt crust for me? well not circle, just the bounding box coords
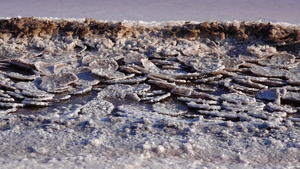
[0,18,299,168]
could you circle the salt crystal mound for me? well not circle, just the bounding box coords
[0,18,300,167]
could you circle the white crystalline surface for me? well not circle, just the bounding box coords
[0,18,300,168]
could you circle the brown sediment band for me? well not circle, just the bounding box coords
[1,17,300,43]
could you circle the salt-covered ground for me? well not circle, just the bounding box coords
[0,2,300,169]
[0,18,299,168]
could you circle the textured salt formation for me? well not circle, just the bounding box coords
[0,18,300,168]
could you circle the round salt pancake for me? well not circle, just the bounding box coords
[39,72,78,93]
[250,66,287,78]
[256,89,277,101]
[258,53,295,68]
[89,59,118,71]
[81,99,114,117]
[72,85,92,95]
[74,67,100,86]
[124,52,147,64]
[220,93,256,104]
[7,72,37,81]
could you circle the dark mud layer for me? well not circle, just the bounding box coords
[0,18,300,168]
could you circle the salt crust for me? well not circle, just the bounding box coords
[0,18,299,168]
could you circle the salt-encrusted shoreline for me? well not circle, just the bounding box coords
[0,18,299,168]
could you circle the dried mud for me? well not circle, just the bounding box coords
[0,18,300,168]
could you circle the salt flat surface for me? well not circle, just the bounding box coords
[1,0,300,23]
[0,0,300,167]
[0,18,299,168]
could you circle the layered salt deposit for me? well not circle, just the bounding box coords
[0,18,299,168]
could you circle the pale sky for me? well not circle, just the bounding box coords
[0,0,299,23]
